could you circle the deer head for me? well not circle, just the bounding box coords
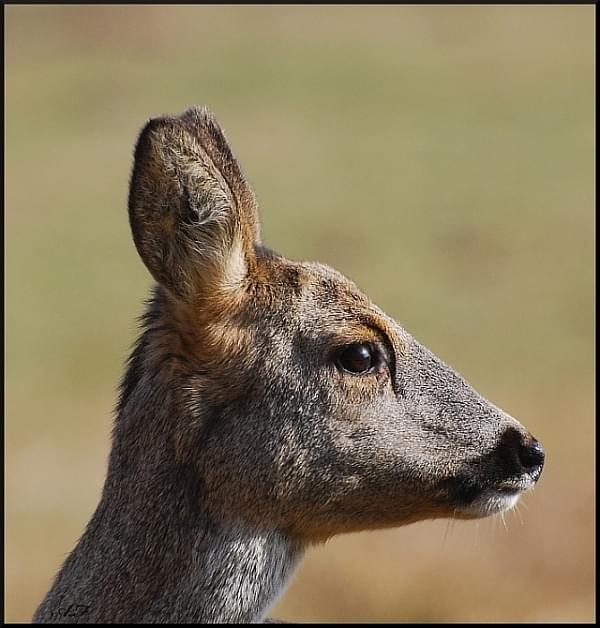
[127,106,545,542]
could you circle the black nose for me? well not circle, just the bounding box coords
[518,438,545,481]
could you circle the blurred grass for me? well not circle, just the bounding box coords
[5,5,595,623]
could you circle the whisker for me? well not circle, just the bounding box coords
[442,519,452,550]
[514,504,525,526]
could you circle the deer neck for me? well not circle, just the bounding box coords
[183,517,303,623]
[35,311,304,623]
[110,467,305,623]
[35,458,303,623]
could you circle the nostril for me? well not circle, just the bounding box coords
[518,439,545,477]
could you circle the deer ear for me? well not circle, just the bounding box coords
[128,106,260,300]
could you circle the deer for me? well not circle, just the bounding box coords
[33,106,545,624]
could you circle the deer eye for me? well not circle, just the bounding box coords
[337,343,375,374]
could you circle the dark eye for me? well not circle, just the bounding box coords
[337,343,375,374]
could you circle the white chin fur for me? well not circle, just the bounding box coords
[459,490,522,518]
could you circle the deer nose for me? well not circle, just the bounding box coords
[517,438,545,481]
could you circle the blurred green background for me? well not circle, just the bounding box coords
[5,6,594,623]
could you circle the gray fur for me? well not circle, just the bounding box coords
[33,107,544,623]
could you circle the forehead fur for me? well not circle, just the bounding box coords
[239,253,402,350]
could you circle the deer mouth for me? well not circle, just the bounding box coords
[452,491,520,519]
[438,473,536,519]
[494,476,536,494]
[435,428,545,520]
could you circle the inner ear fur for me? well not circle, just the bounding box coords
[128,106,260,300]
